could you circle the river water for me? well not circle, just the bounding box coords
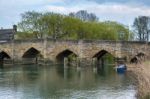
[0,65,136,99]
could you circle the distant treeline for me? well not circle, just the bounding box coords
[16,10,133,40]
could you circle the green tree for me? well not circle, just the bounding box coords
[61,16,80,39]
[17,10,131,41]
[39,12,64,39]
[102,21,130,40]
[18,11,43,38]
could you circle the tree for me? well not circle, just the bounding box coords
[18,11,64,39]
[38,12,64,39]
[103,21,130,41]
[18,11,43,38]
[69,10,98,22]
[17,10,131,41]
[61,16,81,39]
[133,16,150,41]
[84,21,130,40]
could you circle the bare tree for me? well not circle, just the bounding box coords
[133,16,150,41]
[69,10,98,22]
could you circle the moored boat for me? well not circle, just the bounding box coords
[116,64,127,74]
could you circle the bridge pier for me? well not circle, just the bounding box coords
[0,60,3,68]
[115,57,127,67]
[92,58,98,72]
[64,57,69,68]
[76,57,81,70]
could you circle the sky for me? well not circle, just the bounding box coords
[1,0,150,28]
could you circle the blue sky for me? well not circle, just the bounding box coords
[1,0,150,28]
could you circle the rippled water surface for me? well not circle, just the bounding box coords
[0,65,136,99]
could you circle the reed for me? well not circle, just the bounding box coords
[129,61,150,99]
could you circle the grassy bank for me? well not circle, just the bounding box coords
[128,61,150,99]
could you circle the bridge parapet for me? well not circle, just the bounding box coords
[2,38,149,45]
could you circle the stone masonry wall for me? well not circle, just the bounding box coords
[0,39,149,63]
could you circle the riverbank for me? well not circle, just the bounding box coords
[128,61,150,99]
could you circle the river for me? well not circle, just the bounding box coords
[0,64,136,99]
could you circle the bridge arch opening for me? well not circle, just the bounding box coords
[93,50,115,69]
[22,47,41,58]
[0,51,11,67]
[93,50,114,60]
[0,51,11,60]
[130,52,145,64]
[22,47,43,64]
[136,52,145,58]
[56,49,77,63]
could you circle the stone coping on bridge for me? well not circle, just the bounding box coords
[0,38,149,44]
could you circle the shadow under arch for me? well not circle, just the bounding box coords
[0,51,11,68]
[22,47,43,64]
[130,52,145,64]
[93,50,114,60]
[92,50,115,70]
[136,52,145,58]
[22,47,41,58]
[56,49,78,63]
[0,51,11,60]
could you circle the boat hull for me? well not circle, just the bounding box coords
[116,65,127,74]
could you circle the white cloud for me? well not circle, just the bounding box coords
[1,0,150,28]
[0,0,66,28]
[85,3,150,25]
[43,5,80,14]
[43,2,150,25]
[0,0,64,7]
[87,3,150,16]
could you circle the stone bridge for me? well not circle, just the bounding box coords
[0,39,149,64]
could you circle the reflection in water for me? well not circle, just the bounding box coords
[0,60,4,69]
[22,65,40,81]
[0,64,136,99]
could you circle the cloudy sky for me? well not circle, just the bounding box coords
[1,0,150,28]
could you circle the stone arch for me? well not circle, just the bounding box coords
[130,52,145,64]
[22,47,42,58]
[56,49,78,63]
[0,51,11,60]
[136,52,145,58]
[92,50,115,60]
[130,57,138,64]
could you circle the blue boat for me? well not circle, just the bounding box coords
[116,64,127,74]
